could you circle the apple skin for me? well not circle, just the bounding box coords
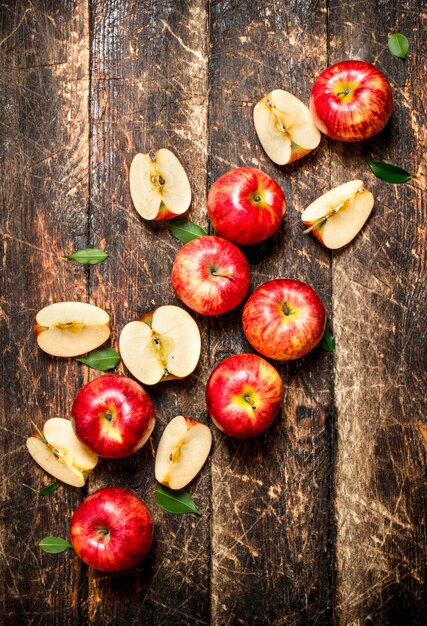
[242,279,326,361]
[310,60,393,142]
[206,353,283,438]
[71,375,156,458]
[207,167,286,246]
[171,235,250,316]
[70,487,154,572]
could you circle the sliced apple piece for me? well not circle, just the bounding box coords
[155,416,212,489]
[254,89,321,165]
[302,179,374,249]
[129,148,191,221]
[119,305,201,385]
[26,417,98,487]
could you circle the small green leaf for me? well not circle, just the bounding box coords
[388,33,409,59]
[155,486,202,515]
[240,238,274,264]
[39,481,60,496]
[65,248,109,265]
[39,536,72,554]
[366,160,411,184]
[321,329,335,352]
[169,221,207,243]
[76,347,120,371]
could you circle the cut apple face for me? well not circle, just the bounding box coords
[119,305,201,385]
[254,90,321,165]
[302,179,374,249]
[129,148,191,221]
[155,416,212,490]
[35,302,110,357]
[26,418,98,487]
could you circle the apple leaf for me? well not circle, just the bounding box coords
[240,238,274,264]
[169,220,207,243]
[76,347,120,371]
[39,536,72,554]
[321,329,335,352]
[155,486,202,515]
[24,481,60,496]
[366,160,411,184]
[388,33,409,59]
[65,248,109,265]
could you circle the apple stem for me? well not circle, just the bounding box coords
[104,411,114,422]
[95,526,110,538]
[244,395,256,410]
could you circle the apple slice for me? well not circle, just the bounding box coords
[119,305,201,385]
[35,302,110,357]
[254,89,321,165]
[26,417,98,487]
[301,179,374,249]
[129,148,191,221]
[155,416,212,489]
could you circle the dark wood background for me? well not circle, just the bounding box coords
[1,1,426,624]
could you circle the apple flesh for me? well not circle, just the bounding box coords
[254,90,321,165]
[155,416,212,489]
[26,417,98,487]
[119,305,201,385]
[129,148,191,220]
[70,487,154,572]
[302,179,374,249]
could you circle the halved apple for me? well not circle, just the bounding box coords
[129,148,191,221]
[155,416,212,489]
[119,305,201,385]
[35,302,110,357]
[26,418,98,487]
[302,179,374,249]
[254,89,321,165]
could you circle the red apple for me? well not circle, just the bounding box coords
[71,375,156,458]
[70,487,153,572]
[206,353,283,438]
[171,235,250,316]
[310,60,393,142]
[207,167,286,246]
[242,279,326,361]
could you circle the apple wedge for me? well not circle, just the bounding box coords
[119,305,201,385]
[254,89,321,165]
[26,418,98,487]
[155,416,212,489]
[35,302,110,357]
[129,148,191,221]
[301,179,374,249]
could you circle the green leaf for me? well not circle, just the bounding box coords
[321,329,335,352]
[76,347,120,371]
[65,248,109,265]
[240,238,274,264]
[366,160,411,184]
[169,221,207,243]
[39,481,60,496]
[155,486,202,515]
[39,536,72,554]
[388,33,409,59]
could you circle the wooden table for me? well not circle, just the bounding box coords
[1,1,426,624]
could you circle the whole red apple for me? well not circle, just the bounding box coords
[70,487,153,572]
[242,279,326,361]
[171,235,250,316]
[206,353,283,438]
[71,375,156,458]
[310,60,393,142]
[207,167,286,246]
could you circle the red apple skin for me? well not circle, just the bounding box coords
[70,487,153,572]
[206,353,283,438]
[207,167,286,246]
[171,235,250,316]
[242,279,326,361]
[310,60,393,142]
[71,375,156,458]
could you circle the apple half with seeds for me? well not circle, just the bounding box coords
[302,179,374,249]
[119,305,201,385]
[129,148,191,221]
[35,302,110,357]
[155,416,212,489]
[254,89,321,165]
[26,417,98,487]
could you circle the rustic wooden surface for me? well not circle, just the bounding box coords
[1,1,425,625]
